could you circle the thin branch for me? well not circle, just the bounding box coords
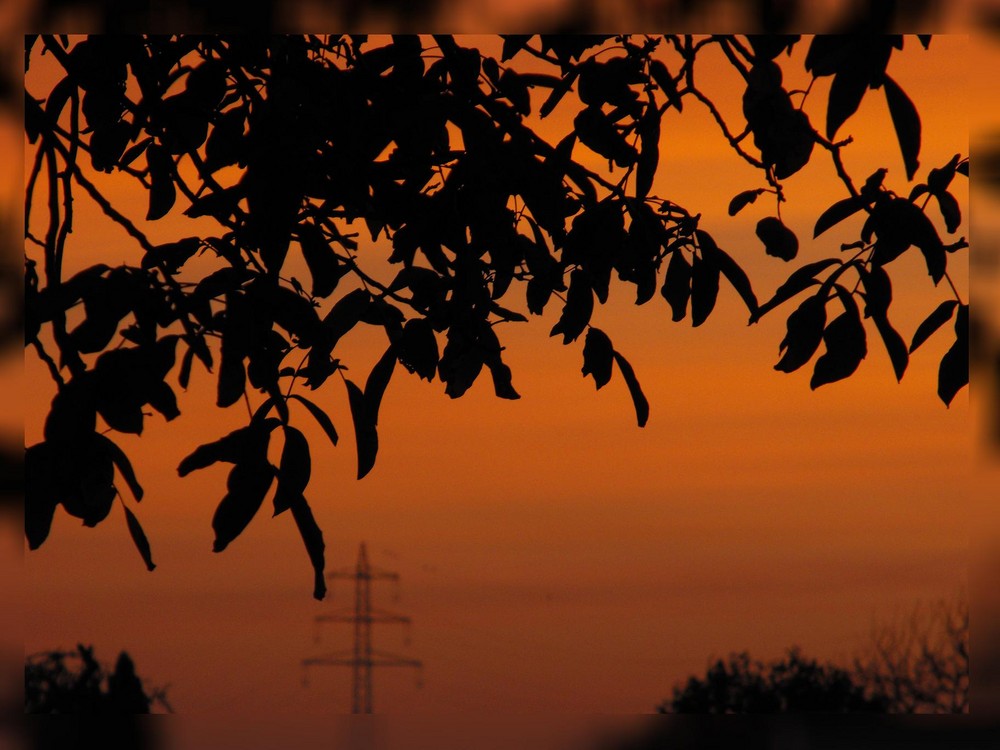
[814,133,862,200]
[59,154,156,254]
[24,145,45,238]
[31,339,66,388]
[715,36,751,81]
[943,270,964,305]
[685,85,765,170]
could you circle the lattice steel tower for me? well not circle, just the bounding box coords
[302,542,422,713]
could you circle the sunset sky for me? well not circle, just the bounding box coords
[22,33,974,725]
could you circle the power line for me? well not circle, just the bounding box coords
[302,542,422,713]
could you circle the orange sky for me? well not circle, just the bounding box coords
[22,34,974,718]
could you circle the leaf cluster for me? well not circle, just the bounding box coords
[24,34,968,597]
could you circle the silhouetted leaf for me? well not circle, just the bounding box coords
[868,197,935,272]
[501,35,532,62]
[288,394,338,446]
[299,225,346,298]
[289,496,326,600]
[346,379,378,480]
[753,259,842,322]
[756,217,798,261]
[813,197,865,238]
[649,60,682,111]
[25,443,58,550]
[119,138,151,168]
[578,57,640,110]
[661,250,691,322]
[320,288,372,349]
[147,381,180,421]
[582,328,614,389]
[526,276,554,316]
[499,69,531,115]
[178,346,194,389]
[690,252,720,327]
[184,185,244,220]
[883,75,921,181]
[365,346,397,426]
[927,154,959,194]
[857,264,892,318]
[254,283,320,347]
[635,102,660,200]
[574,106,637,168]
[697,230,758,316]
[827,66,868,139]
[811,307,867,389]
[177,420,278,476]
[743,62,815,179]
[482,56,500,85]
[866,198,946,283]
[95,434,143,502]
[487,358,519,400]
[204,106,246,172]
[44,74,76,122]
[936,191,961,233]
[855,265,902,380]
[438,325,486,399]
[775,295,827,373]
[217,343,246,408]
[538,69,577,118]
[612,350,649,427]
[142,237,201,276]
[58,436,116,527]
[938,304,968,407]
[728,189,765,217]
[489,303,528,323]
[212,462,274,552]
[185,59,228,110]
[122,503,155,571]
[145,144,175,221]
[43,379,96,444]
[873,314,909,382]
[910,300,958,353]
[273,426,311,516]
[550,270,593,344]
[397,318,439,381]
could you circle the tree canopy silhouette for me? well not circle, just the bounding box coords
[24,35,969,598]
[660,595,969,714]
[25,644,170,713]
[661,648,890,713]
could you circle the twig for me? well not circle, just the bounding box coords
[31,339,66,388]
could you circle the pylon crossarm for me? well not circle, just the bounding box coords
[370,650,422,668]
[326,567,359,578]
[368,608,411,623]
[366,568,400,581]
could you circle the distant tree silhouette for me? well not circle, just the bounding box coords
[660,596,969,713]
[24,644,170,713]
[24,35,968,597]
[660,648,889,713]
[853,594,969,713]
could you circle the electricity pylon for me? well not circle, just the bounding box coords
[302,542,422,713]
